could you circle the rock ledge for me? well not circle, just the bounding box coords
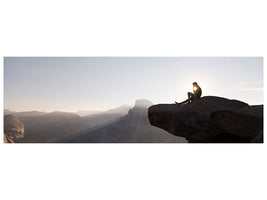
[148,96,263,143]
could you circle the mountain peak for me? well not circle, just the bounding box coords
[134,99,153,108]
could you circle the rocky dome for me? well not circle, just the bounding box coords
[148,96,263,143]
[134,99,153,108]
[4,115,25,143]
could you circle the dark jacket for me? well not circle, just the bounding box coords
[194,85,202,99]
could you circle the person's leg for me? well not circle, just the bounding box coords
[176,99,189,105]
[175,92,193,105]
[188,92,194,102]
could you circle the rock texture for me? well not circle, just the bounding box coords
[4,115,25,143]
[148,96,263,143]
[210,105,263,141]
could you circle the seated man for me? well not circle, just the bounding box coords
[175,82,202,105]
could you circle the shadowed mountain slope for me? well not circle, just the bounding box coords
[4,105,132,143]
[69,99,187,143]
[81,105,132,130]
[11,111,84,142]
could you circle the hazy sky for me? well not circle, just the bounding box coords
[4,57,263,112]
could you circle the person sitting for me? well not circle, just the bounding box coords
[175,82,202,105]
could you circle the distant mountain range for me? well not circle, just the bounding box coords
[4,99,187,143]
[63,99,187,143]
[76,105,131,117]
[5,111,84,142]
[4,105,130,142]
[80,105,132,130]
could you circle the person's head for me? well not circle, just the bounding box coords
[192,82,198,86]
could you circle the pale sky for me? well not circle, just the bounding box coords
[4,57,263,112]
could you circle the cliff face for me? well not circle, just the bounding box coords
[4,115,25,143]
[148,96,263,143]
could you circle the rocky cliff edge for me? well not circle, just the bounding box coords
[148,96,263,143]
